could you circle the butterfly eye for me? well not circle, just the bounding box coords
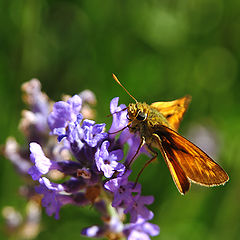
[136,111,147,121]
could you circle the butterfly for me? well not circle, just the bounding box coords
[112,73,229,195]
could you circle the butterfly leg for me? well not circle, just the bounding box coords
[126,137,146,168]
[108,121,132,134]
[134,144,158,186]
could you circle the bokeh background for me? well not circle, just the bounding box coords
[1,0,240,239]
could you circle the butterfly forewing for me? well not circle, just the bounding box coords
[153,133,190,194]
[156,125,229,186]
[151,95,192,131]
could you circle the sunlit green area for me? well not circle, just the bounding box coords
[1,0,240,239]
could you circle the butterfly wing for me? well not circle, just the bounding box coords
[151,95,192,131]
[154,125,229,189]
[153,133,190,194]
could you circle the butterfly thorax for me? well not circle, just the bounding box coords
[127,102,170,144]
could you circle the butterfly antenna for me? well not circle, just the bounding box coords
[112,73,138,103]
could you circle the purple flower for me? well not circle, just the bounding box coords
[52,113,108,166]
[109,215,125,233]
[61,178,86,193]
[82,214,124,238]
[48,95,82,132]
[35,177,72,219]
[20,88,161,237]
[108,97,129,139]
[21,79,50,133]
[4,137,32,174]
[124,214,160,240]
[124,194,154,223]
[82,225,104,238]
[95,141,125,178]
[5,76,163,240]
[82,120,107,147]
[79,90,96,105]
[104,170,141,207]
[28,141,89,180]
[57,116,107,152]
[57,161,83,176]
[28,142,58,180]
[21,79,49,116]
[65,114,84,143]
[59,117,108,165]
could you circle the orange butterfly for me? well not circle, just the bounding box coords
[112,74,229,195]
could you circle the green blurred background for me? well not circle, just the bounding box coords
[1,0,240,239]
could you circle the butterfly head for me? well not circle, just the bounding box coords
[128,102,148,122]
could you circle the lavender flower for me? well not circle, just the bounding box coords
[82,225,103,238]
[109,97,128,136]
[4,137,32,175]
[35,177,72,219]
[28,142,58,180]
[124,194,154,223]
[108,97,131,146]
[81,120,107,147]
[42,94,158,238]
[95,141,125,178]
[82,214,124,239]
[3,78,160,240]
[48,95,82,132]
[124,214,160,240]
[104,170,141,207]
[20,79,51,134]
